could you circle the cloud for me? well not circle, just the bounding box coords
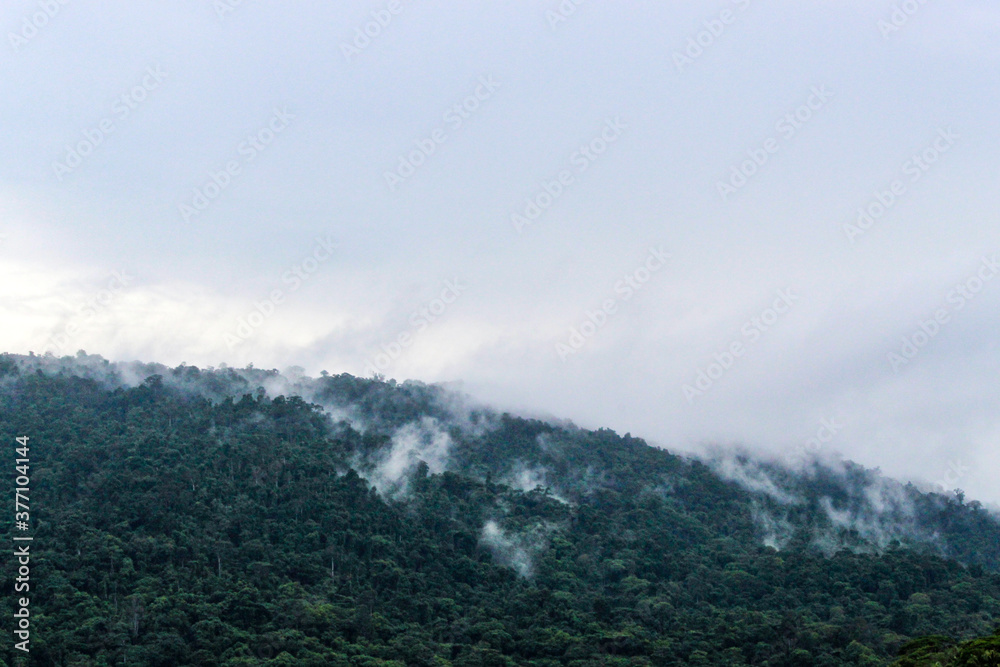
[708,453,803,506]
[368,417,453,496]
[505,462,570,504]
[750,502,796,551]
[479,520,541,578]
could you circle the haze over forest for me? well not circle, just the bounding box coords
[2,353,1000,665]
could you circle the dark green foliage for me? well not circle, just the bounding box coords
[893,635,958,666]
[0,354,999,666]
[891,627,1000,666]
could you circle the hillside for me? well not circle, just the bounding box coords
[1,352,999,666]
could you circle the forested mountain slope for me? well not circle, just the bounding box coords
[1,352,998,666]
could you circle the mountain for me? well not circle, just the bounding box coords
[1,352,998,666]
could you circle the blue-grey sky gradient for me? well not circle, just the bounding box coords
[3,0,999,502]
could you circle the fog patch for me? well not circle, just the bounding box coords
[505,462,570,504]
[709,453,802,506]
[480,520,540,578]
[370,417,452,496]
[750,502,796,550]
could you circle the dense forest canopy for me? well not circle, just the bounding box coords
[0,352,998,666]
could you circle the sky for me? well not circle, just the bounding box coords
[2,1,999,503]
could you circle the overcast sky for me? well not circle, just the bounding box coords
[3,1,999,503]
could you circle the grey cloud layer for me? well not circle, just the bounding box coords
[2,0,999,503]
